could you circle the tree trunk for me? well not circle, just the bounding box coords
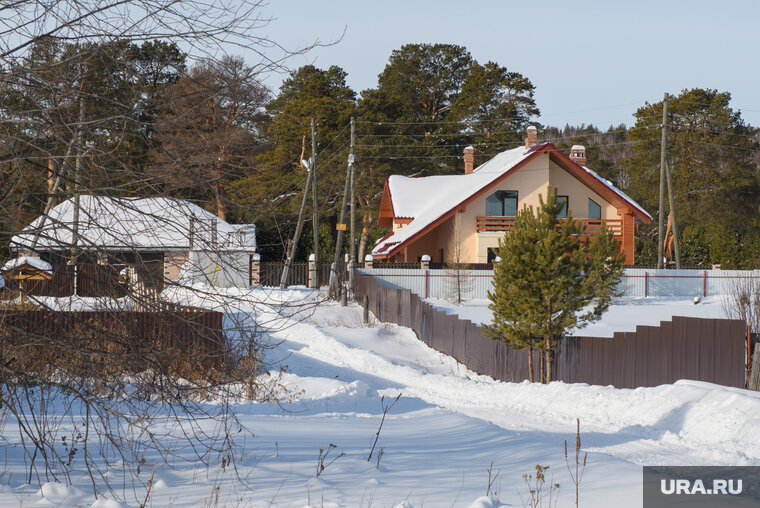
[528,344,534,383]
[544,335,553,383]
[212,162,226,220]
[539,345,544,384]
[358,213,373,262]
[47,157,56,196]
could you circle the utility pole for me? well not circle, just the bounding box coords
[329,122,354,296]
[348,117,357,292]
[279,156,313,289]
[68,98,85,296]
[665,158,682,268]
[657,93,668,269]
[311,118,319,287]
[349,117,356,264]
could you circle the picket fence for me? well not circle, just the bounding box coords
[359,267,760,300]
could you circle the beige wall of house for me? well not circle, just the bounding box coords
[393,155,625,263]
[547,163,618,220]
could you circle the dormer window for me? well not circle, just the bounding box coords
[485,190,518,216]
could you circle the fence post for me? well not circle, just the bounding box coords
[250,253,260,287]
[750,343,760,391]
[364,254,373,269]
[363,295,369,324]
[308,254,317,288]
[703,270,707,298]
[421,254,430,299]
[644,271,648,298]
[748,324,755,387]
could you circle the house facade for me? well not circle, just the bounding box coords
[10,196,257,291]
[373,127,651,265]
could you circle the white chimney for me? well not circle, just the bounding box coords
[525,126,538,148]
[570,145,587,166]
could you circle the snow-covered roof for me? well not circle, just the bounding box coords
[579,164,652,221]
[373,144,651,257]
[377,146,530,254]
[11,196,256,252]
[1,256,53,273]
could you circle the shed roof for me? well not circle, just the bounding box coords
[11,196,256,252]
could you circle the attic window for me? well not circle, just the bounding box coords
[557,196,568,219]
[588,198,601,220]
[485,190,518,216]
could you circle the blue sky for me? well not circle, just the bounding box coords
[250,0,760,129]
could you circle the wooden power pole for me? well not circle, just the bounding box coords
[311,119,319,286]
[657,93,668,269]
[329,119,355,296]
[279,144,313,289]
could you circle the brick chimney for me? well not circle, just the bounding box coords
[570,145,587,166]
[525,126,538,148]
[463,145,474,174]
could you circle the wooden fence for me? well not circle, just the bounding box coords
[1,263,127,299]
[0,307,225,367]
[354,272,747,388]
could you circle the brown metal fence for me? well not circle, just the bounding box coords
[0,307,225,365]
[354,272,746,388]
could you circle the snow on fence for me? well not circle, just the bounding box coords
[354,271,748,389]
[358,267,760,299]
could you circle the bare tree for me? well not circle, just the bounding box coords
[723,278,760,333]
[0,1,328,502]
[445,212,473,303]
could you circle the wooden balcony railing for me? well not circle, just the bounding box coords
[476,216,623,236]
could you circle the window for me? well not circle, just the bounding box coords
[557,196,568,219]
[485,190,518,216]
[588,198,601,220]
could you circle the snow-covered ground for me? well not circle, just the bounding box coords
[2,288,758,507]
[426,296,728,337]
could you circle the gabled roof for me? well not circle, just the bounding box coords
[373,143,651,259]
[11,196,257,252]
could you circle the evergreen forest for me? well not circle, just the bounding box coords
[3,41,759,267]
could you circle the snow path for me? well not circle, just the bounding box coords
[3,286,758,507]
[260,299,760,469]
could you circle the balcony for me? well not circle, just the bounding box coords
[476,216,623,236]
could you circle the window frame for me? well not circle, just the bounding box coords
[485,190,519,216]
[588,198,601,221]
[557,195,569,219]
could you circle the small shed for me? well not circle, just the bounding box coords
[10,196,257,295]
[1,256,53,301]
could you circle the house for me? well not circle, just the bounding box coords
[10,196,257,292]
[373,127,652,265]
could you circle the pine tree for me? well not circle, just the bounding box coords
[483,189,624,383]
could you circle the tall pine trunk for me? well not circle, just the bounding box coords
[528,343,534,383]
[544,335,553,383]
[538,346,544,384]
